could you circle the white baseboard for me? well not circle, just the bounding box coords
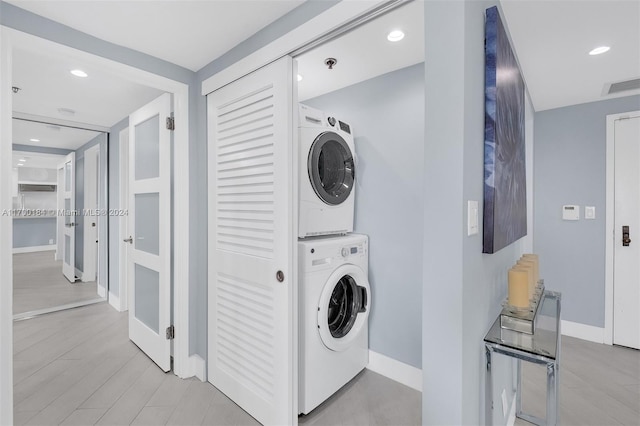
[97,285,106,298]
[561,320,605,344]
[13,244,56,254]
[189,354,206,382]
[108,292,121,312]
[366,350,422,392]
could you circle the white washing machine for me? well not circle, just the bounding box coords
[298,104,356,238]
[298,234,370,415]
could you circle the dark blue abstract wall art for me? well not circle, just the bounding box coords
[483,6,527,254]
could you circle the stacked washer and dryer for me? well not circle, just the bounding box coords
[297,104,371,415]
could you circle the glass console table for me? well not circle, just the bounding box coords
[484,291,562,426]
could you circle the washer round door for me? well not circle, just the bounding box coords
[308,131,355,206]
[317,264,370,352]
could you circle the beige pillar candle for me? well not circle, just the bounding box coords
[508,268,530,308]
[518,258,539,285]
[512,264,534,299]
[522,254,540,282]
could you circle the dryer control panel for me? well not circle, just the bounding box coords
[299,235,368,272]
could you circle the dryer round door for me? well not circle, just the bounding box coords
[317,264,370,352]
[308,131,355,206]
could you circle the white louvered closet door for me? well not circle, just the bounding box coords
[207,56,297,426]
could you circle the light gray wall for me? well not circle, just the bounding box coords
[534,95,640,328]
[304,63,424,368]
[13,218,56,248]
[423,2,534,424]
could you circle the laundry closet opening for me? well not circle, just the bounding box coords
[205,1,425,424]
[294,0,425,378]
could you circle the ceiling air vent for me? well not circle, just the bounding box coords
[605,78,640,95]
[18,184,56,192]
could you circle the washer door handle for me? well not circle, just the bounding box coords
[358,286,367,313]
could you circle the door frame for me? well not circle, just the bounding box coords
[0,27,192,423]
[114,126,130,313]
[83,144,100,284]
[604,109,640,345]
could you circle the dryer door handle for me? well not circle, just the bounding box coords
[358,286,367,313]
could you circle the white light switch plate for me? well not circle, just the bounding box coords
[585,206,595,219]
[468,200,479,236]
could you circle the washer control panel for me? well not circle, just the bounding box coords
[341,243,364,258]
[302,236,368,270]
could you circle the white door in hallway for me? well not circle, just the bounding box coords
[207,56,297,425]
[614,114,640,350]
[58,152,76,283]
[127,93,172,371]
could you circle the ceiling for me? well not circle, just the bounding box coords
[13,119,103,151]
[501,0,640,111]
[12,150,66,170]
[12,45,164,129]
[6,0,639,122]
[5,0,305,72]
[297,1,424,102]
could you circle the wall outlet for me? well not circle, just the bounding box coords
[48,239,54,245]
[501,389,508,418]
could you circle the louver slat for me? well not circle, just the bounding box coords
[216,85,276,259]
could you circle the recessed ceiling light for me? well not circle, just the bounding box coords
[18,158,26,162]
[17,163,24,167]
[297,74,303,82]
[387,30,405,42]
[589,46,610,55]
[70,69,88,78]
[29,139,39,142]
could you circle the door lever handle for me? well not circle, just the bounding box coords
[622,226,631,247]
[123,236,133,244]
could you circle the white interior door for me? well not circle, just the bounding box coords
[207,56,297,425]
[127,93,172,371]
[83,145,99,283]
[614,115,640,349]
[58,153,76,282]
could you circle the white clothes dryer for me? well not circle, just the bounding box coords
[298,104,355,238]
[298,234,370,415]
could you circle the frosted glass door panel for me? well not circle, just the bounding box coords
[64,198,71,226]
[135,193,159,255]
[65,162,71,192]
[135,115,160,180]
[64,235,70,265]
[135,264,160,333]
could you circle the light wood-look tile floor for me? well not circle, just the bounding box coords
[13,303,421,426]
[515,335,640,425]
[17,301,637,426]
[13,252,98,315]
